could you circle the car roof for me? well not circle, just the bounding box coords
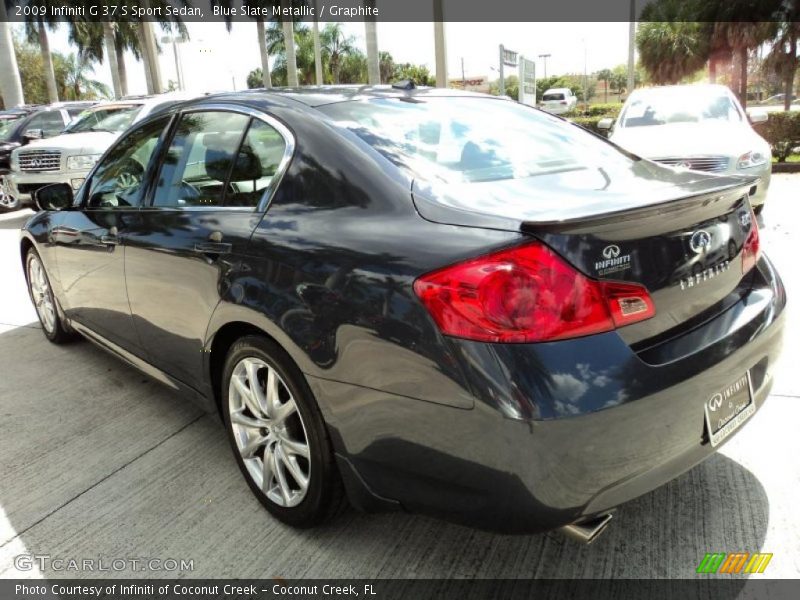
[195,85,494,109]
[543,88,570,93]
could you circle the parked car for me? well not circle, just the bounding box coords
[0,102,93,212]
[6,93,200,210]
[539,87,578,114]
[763,93,797,105]
[21,87,785,540]
[599,84,772,213]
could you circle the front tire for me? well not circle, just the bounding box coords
[25,249,74,343]
[221,335,345,527]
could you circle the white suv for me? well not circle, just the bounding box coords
[539,88,578,115]
[8,92,202,206]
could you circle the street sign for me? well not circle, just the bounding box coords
[502,48,518,67]
[519,57,536,107]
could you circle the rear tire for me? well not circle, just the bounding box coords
[25,249,75,344]
[221,335,345,527]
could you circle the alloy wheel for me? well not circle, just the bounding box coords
[28,254,56,334]
[228,357,311,507]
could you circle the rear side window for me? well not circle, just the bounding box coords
[24,111,66,137]
[225,119,287,207]
[152,111,250,208]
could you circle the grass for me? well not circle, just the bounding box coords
[773,154,800,163]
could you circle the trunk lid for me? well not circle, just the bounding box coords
[412,162,759,346]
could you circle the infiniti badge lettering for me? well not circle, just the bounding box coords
[595,244,631,276]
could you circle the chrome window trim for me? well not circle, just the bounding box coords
[148,103,295,213]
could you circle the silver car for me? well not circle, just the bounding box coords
[599,84,772,212]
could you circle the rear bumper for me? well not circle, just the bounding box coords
[311,255,786,533]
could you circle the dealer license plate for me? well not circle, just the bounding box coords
[704,372,755,447]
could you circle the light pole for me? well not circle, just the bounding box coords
[538,53,551,79]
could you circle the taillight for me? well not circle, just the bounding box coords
[742,210,761,274]
[413,242,655,343]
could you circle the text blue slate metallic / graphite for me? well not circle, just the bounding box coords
[19,86,785,537]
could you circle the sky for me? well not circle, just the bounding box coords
[16,21,634,96]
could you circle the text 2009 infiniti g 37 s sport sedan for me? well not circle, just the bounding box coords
[21,87,785,541]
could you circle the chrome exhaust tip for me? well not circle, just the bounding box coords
[559,513,613,544]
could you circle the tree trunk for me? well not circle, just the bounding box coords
[785,33,797,112]
[739,46,748,108]
[709,57,717,83]
[38,20,59,103]
[0,3,24,107]
[364,8,380,85]
[256,17,272,88]
[103,22,122,99]
[116,42,128,96]
[280,1,299,87]
[137,24,153,94]
[312,11,323,85]
[730,50,741,103]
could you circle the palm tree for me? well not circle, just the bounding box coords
[596,68,612,102]
[280,0,299,87]
[379,51,395,84]
[320,23,356,84]
[766,13,800,111]
[114,23,142,96]
[311,0,323,85]
[636,21,709,85]
[364,1,380,85]
[21,1,61,102]
[56,53,111,100]
[67,20,123,99]
[0,1,24,106]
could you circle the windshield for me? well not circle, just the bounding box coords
[64,105,142,134]
[319,97,631,184]
[543,93,565,101]
[619,88,743,128]
[0,114,25,142]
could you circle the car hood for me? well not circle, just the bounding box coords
[610,122,766,159]
[21,131,119,154]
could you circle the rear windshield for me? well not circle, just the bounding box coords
[319,97,631,183]
[543,93,565,101]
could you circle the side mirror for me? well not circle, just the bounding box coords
[748,111,768,125]
[23,128,44,142]
[597,117,615,131]
[35,183,74,211]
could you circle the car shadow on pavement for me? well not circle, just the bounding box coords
[0,324,769,582]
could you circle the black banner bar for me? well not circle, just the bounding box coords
[4,579,800,600]
[0,0,792,23]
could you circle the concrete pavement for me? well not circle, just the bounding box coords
[0,177,798,579]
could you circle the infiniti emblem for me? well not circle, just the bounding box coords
[708,393,723,412]
[689,230,712,253]
[31,158,41,168]
[676,161,693,169]
[602,244,621,259]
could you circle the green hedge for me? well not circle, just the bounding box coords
[570,116,607,135]
[759,112,800,162]
[562,103,622,119]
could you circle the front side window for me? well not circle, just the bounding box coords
[86,117,169,209]
[320,97,631,184]
[152,111,251,208]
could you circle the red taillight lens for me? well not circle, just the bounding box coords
[742,211,761,274]
[413,242,655,343]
